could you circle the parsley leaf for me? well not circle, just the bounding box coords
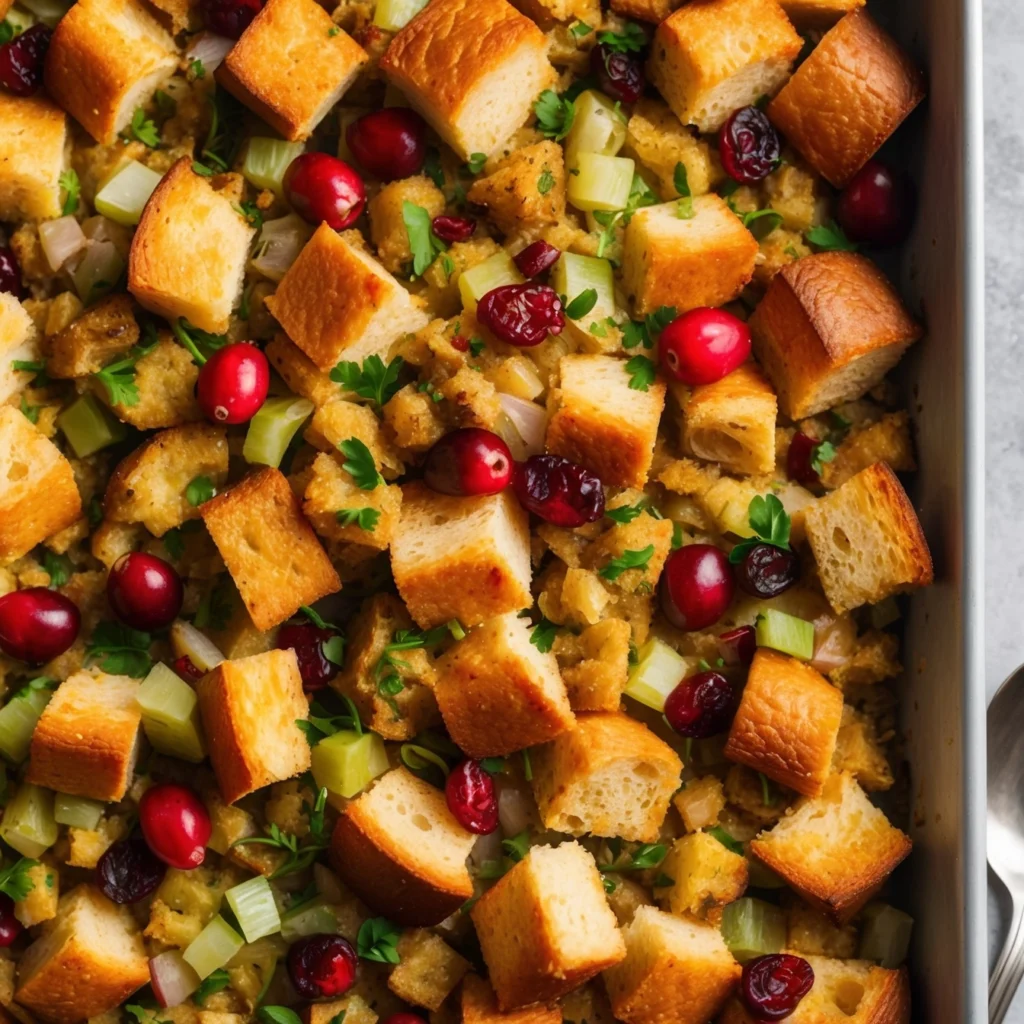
[625,354,656,391]
[465,152,487,174]
[189,58,206,79]
[673,162,693,219]
[338,437,383,490]
[598,545,655,581]
[0,858,37,901]
[533,89,575,141]
[537,166,555,195]
[12,359,48,386]
[19,396,38,424]
[605,501,654,525]
[502,830,530,862]
[0,21,14,45]
[569,20,592,38]
[592,173,657,258]
[728,494,791,564]
[257,1009,302,1024]
[372,626,450,719]
[126,107,160,148]
[758,772,775,807]
[172,318,228,366]
[193,968,231,1005]
[330,354,405,411]
[596,21,646,53]
[529,618,557,653]
[811,440,838,475]
[186,475,216,507]
[41,550,72,588]
[468,337,485,357]
[85,622,152,677]
[91,333,158,408]
[424,147,444,187]
[59,169,80,216]
[234,200,263,229]
[296,695,363,747]
[806,219,858,252]
[600,842,666,873]
[480,756,507,774]
[233,816,329,879]
[742,208,783,239]
[402,202,447,276]
[336,507,380,531]
[162,528,185,561]
[708,826,744,856]
[357,916,401,963]
[565,288,598,320]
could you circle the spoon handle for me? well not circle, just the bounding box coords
[991,895,1024,1023]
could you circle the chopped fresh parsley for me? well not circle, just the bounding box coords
[0,21,14,45]
[598,544,655,581]
[480,756,507,775]
[673,162,693,219]
[91,332,158,407]
[399,742,450,785]
[468,337,486,357]
[441,253,456,280]
[357,916,402,964]
[596,21,646,53]
[417,380,444,402]
[742,207,783,239]
[85,622,152,678]
[41,550,72,588]
[87,496,103,528]
[336,507,380,531]
[59,169,80,216]
[19,396,38,424]
[338,437,384,490]
[296,695,363,747]
[330,354,405,411]
[172,318,228,366]
[529,618,558,653]
[234,200,263,229]
[0,858,37,902]
[328,25,340,36]
[257,1009,302,1024]
[232,797,330,880]
[372,626,450,718]
[193,968,231,1005]
[402,202,447,276]
[537,165,555,195]
[605,500,657,525]
[811,439,838,475]
[465,152,487,174]
[12,359,48,387]
[126,107,160,148]
[564,288,598,320]
[728,493,791,564]
[599,842,666,874]
[186,475,216,507]
[806,219,858,252]
[189,58,206,80]
[625,354,657,391]
[708,826,744,856]
[758,772,775,807]
[533,89,575,142]
[201,88,246,173]
[569,20,592,38]
[622,306,676,350]
[424,147,444,188]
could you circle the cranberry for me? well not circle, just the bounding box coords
[0,24,51,96]
[284,152,366,230]
[288,934,358,999]
[513,455,605,527]
[276,622,338,692]
[837,160,913,247]
[423,428,513,497]
[742,954,815,1022]
[589,43,645,105]
[717,625,756,667]
[786,431,822,486]
[107,553,183,632]
[445,760,499,834]
[97,838,167,904]
[174,655,204,683]
[381,1016,427,1024]
[719,106,780,185]
[0,247,24,298]
[0,588,80,663]
[0,895,21,947]
[432,215,475,243]
[514,240,561,279]
[664,671,734,738]
[197,342,269,424]
[737,543,800,599]
[346,108,428,182]
[201,0,263,38]
[661,545,735,631]
[477,283,564,347]
[658,308,751,386]
[139,783,211,870]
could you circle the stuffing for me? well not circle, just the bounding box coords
[368,175,447,274]
[466,141,566,234]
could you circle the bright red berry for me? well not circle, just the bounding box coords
[477,283,564,347]
[664,671,734,738]
[0,588,80,663]
[0,247,24,298]
[513,240,561,279]
[288,934,358,999]
[346,108,428,181]
[786,431,822,486]
[513,455,605,527]
[446,760,499,834]
[658,308,751,385]
[139,784,211,870]
[661,545,735,631]
[717,625,756,667]
[173,655,204,683]
[284,152,366,230]
[837,160,913,247]
[0,895,21,947]
[197,342,269,424]
[0,24,51,96]
[276,622,338,692]
[381,1015,427,1024]
[432,215,476,243]
[107,553,183,631]
[201,0,263,38]
[589,43,645,105]
[423,428,513,497]
[719,106,780,185]
[741,954,815,1021]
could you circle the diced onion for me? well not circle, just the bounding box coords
[150,950,201,1008]
[809,613,857,674]
[497,394,547,455]
[170,620,224,672]
[19,0,70,26]
[69,240,124,303]
[497,781,534,838]
[251,215,313,282]
[469,827,503,869]
[185,31,234,72]
[38,216,86,272]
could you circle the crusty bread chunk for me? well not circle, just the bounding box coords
[330,767,476,925]
[659,831,748,918]
[265,224,429,372]
[648,0,802,132]
[15,884,149,1022]
[623,98,714,202]
[128,158,256,334]
[305,398,404,480]
[531,712,682,842]
[435,613,575,757]
[0,293,39,404]
[510,0,600,26]
[0,93,67,222]
[466,142,566,234]
[604,906,741,1024]
[368,175,447,275]
[724,649,844,796]
[559,618,632,711]
[749,252,922,420]
[217,0,368,140]
[610,0,680,24]
[265,334,338,408]
[388,928,471,1011]
[44,0,177,144]
[461,974,562,1024]
[47,294,139,379]
[391,482,532,629]
[778,0,864,29]
[197,649,311,804]
[0,405,81,563]
[804,462,932,613]
[201,467,340,631]
[767,11,925,187]
[304,996,377,1024]
[380,0,556,160]
[820,411,915,491]
[621,197,758,316]
[750,772,911,922]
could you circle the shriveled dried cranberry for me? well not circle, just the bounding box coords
[661,545,734,631]
[0,24,51,96]
[717,625,756,667]
[174,655,204,683]
[513,454,604,527]
[0,247,24,298]
[786,431,822,486]
[0,894,20,947]
[664,671,733,738]
[202,0,263,38]
[742,954,815,1021]
[288,934,358,999]
[719,106,781,185]
[737,544,800,599]
[590,43,645,105]
[514,240,561,279]
[837,159,913,247]
[424,428,512,497]
[432,215,475,243]
[477,283,564,347]
[381,1015,427,1024]
[97,839,167,904]
[446,760,498,834]
[276,622,338,692]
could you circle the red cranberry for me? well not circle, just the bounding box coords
[477,283,564,347]
[284,152,366,230]
[514,240,561,279]
[661,545,735,631]
[445,760,498,834]
[288,934,358,999]
[173,655,204,683]
[423,428,513,497]
[717,625,756,667]
[0,588,80,663]
[0,24,51,96]
[658,308,751,386]
[108,553,183,631]
[197,342,269,424]
[589,43,645,105]
[0,247,24,298]
[664,671,734,738]
[97,838,167,904]
[786,431,821,486]
[432,215,475,243]
[0,895,21,947]
[346,108,427,181]
[513,455,605,527]
[450,335,469,352]
[719,106,780,185]
[742,954,815,1021]
[381,1016,427,1024]
[737,543,800,599]
[837,160,913,247]
[139,783,211,870]
[276,622,338,692]
[201,0,263,38]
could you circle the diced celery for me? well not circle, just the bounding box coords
[243,138,305,196]
[0,784,57,858]
[0,686,52,763]
[94,161,163,227]
[53,793,104,830]
[373,0,428,30]
[551,252,616,322]
[625,638,688,712]
[564,90,628,170]
[4,8,36,33]
[242,396,314,468]
[459,251,524,310]
[567,153,635,213]
[311,730,389,799]
[57,393,127,457]
[137,663,207,763]
[720,897,787,962]
[18,0,71,25]
[858,903,913,968]
[225,876,281,943]
[281,902,338,943]
[755,609,814,661]
[870,596,901,630]
[183,915,245,980]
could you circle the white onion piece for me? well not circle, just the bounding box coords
[170,620,225,672]
[810,613,857,674]
[497,781,534,838]
[469,828,503,869]
[150,950,201,1008]
[38,215,86,272]
[498,393,547,453]
[251,215,313,282]
[185,31,234,72]
[69,240,124,303]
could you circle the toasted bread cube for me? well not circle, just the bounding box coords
[44,0,177,144]
[604,906,741,1024]
[803,462,932,613]
[820,411,915,491]
[391,482,531,629]
[265,334,338,407]
[466,142,566,234]
[201,467,341,631]
[0,93,67,222]
[462,975,562,1024]
[777,0,864,28]
[265,224,429,372]
[14,861,58,927]
[546,354,666,489]
[47,294,139,379]
[388,929,471,1011]
[749,252,922,420]
[648,0,802,132]
[0,406,81,563]
[128,158,256,334]
[303,995,378,1024]
[623,98,714,201]
[197,649,311,804]
[610,0,681,24]
[621,196,758,316]
[674,775,726,832]
[833,706,893,792]
[559,618,631,711]
[658,832,748,918]
[305,398,405,480]
[0,293,39,404]
[531,712,682,842]
[724,649,844,797]
[104,333,203,429]
[217,0,368,141]
[368,175,447,275]
[767,12,924,187]
[435,613,574,757]
[330,767,476,925]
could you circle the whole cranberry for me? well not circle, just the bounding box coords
[288,934,358,999]
[661,545,735,631]
[97,838,167,904]
[477,283,564,347]
[837,160,913,247]
[201,0,263,38]
[0,588,80,663]
[0,247,24,298]
[432,215,475,243]
[173,655,204,683]
[197,342,269,424]
[423,428,513,497]
[736,543,800,599]
[0,24,51,96]
[514,240,561,279]
[346,108,428,181]
[664,671,734,738]
[445,760,499,834]
[658,308,751,385]
[276,622,338,692]
[513,455,605,527]
[717,625,756,667]
[719,106,781,185]
[741,954,815,1021]
[786,431,822,486]
[107,553,183,631]
[0,895,21,947]
[381,1016,427,1024]
[589,43,645,105]
[284,152,366,230]
[139,783,211,870]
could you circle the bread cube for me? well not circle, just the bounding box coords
[833,706,893,792]
[217,0,368,141]
[44,0,177,144]
[610,0,681,24]
[777,0,864,29]
[621,197,758,316]
[545,354,666,489]
[803,462,932,613]
[305,398,405,480]
[103,333,203,429]
[648,0,802,132]
[462,974,562,1024]
[391,482,531,629]
[623,98,714,202]
[265,224,429,372]
[265,334,338,408]
[330,767,476,925]
[466,142,566,234]
[14,884,149,1023]
[724,649,844,797]
[659,831,748,918]
[303,995,378,1024]
[47,294,139,379]
[197,649,311,804]
[368,175,446,275]
[0,293,39,405]
[471,842,625,1009]
[531,712,682,842]
[14,862,58,928]
[0,93,68,222]
[748,252,922,420]
[820,411,915,491]
[604,906,741,1024]
[767,11,925,187]
[559,618,632,711]
[674,775,726,832]
[201,467,341,631]
[388,928,470,1010]
[0,405,81,563]
[749,772,911,922]
[380,0,555,160]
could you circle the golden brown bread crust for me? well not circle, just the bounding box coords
[265,334,338,407]
[47,294,139,378]
[778,0,864,29]
[466,142,566,234]
[0,0,12,19]
[0,93,67,223]
[610,0,680,23]
[767,10,925,187]
[461,975,562,1024]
